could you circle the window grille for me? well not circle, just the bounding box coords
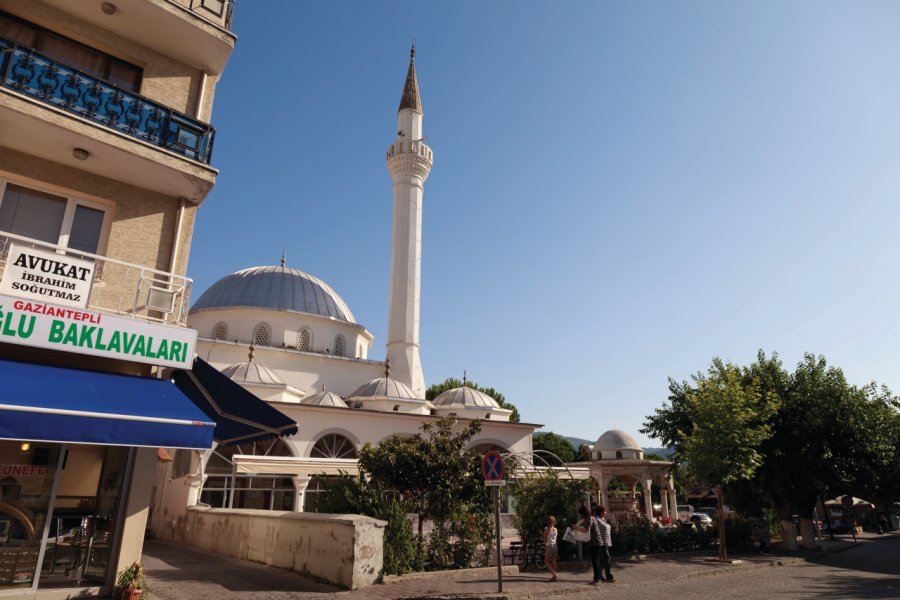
[333,334,345,357]
[298,328,312,351]
[252,323,271,346]
[310,434,357,459]
[213,321,228,340]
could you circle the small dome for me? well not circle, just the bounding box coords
[191,265,356,323]
[349,377,419,400]
[595,429,641,451]
[221,361,285,386]
[301,390,348,408]
[433,386,500,409]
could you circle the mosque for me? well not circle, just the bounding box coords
[149,50,672,534]
[149,49,536,527]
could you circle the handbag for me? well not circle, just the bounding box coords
[571,522,591,543]
[562,526,578,545]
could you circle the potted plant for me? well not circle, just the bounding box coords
[115,561,148,600]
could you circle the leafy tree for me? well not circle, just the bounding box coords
[642,351,900,551]
[510,470,591,542]
[532,432,576,465]
[426,377,520,422]
[359,417,487,537]
[676,359,780,560]
[644,452,667,461]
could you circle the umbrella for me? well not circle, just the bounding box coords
[823,496,875,508]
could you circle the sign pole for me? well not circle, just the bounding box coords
[494,485,502,593]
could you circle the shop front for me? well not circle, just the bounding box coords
[0,292,297,599]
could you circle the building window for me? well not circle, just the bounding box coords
[0,11,143,92]
[310,434,357,459]
[0,181,109,255]
[616,451,623,459]
[212,322,228,340]
[297,328,312,351]
[252,323,271,347]
[333,334,345,357]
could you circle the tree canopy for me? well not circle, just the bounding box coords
[532,432,576,465]
[642,351,900,551]
[426,377,520,422]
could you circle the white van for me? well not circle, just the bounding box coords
[677,504,694,522]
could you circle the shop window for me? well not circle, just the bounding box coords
[297,328,312,351]
[0,11,142,92]
[0,181,109,256]
[333,334,345,357]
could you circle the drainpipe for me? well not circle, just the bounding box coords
[169,198,186,276]
[196,70,209,121]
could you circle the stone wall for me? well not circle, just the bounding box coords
[160,507,386,590]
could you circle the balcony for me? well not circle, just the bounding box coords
[0,231,193,327]
[0,36,215,164]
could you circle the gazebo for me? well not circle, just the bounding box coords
[568,429,677,522]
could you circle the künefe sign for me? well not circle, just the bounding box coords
[0,244,95,308]
[0,294,196,369]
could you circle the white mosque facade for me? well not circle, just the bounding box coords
[149,50,536,529]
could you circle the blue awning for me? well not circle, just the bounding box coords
[0,359,216,449]
[172,357,298,446]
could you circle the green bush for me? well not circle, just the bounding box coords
[610,513,658,554]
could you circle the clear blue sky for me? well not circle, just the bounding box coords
[189,1,900,446]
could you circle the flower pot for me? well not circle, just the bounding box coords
[117,587,142,600]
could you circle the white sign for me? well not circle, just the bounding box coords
[0,294,196,369]
[0,244,95,309]
[484,480,507,487]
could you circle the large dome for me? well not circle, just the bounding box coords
[191,265,356,323]
[595,429,641,451]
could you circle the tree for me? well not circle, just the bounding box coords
[510,470,591,542]
[426,377,520,422]
[532,432,576,465]
[355,416,493,571]
[679,359,780,560]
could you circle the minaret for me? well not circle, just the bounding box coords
[386,46,433,397]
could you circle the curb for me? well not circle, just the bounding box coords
[384,565,521,585]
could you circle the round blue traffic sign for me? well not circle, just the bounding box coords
[481,451,504,481]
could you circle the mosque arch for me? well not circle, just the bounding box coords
[200,438,296,510]
[310,433,358,459]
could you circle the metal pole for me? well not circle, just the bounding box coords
[494,486,502,593]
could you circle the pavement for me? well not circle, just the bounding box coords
[139,539,796,600]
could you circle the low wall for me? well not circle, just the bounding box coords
[162,506,386,589]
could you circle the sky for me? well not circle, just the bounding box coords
[188,1,900,446]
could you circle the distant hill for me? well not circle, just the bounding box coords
[533,433,672,459]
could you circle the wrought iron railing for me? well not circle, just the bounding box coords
[0,231,193,326]
[0,37,216,164]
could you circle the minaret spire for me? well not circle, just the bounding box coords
[386,47,433,398]
[398,43,422,113]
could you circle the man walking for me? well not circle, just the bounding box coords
[595,506,614,583]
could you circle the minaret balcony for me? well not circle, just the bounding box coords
[386,140,433,162]
[0,36,215,164]
[0,230,193,327]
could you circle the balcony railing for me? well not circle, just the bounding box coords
[0,37,216,164]
[0,231,193,327]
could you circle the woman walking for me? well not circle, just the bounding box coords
[543,516,559,582]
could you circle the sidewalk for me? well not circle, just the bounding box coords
[140,540,790,600]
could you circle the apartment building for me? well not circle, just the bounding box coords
[0,2,294,598]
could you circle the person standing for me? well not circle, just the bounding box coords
[577,506,603,585]
[596,506,614,583]
[543,516,559,582]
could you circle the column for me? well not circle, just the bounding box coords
[660,477,670,520]
[293,476,310,512]
[644,479,655,521]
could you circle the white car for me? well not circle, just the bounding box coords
[677,504,694,522]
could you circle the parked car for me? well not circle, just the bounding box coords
[695,507,718,519]
[690,512,714,529]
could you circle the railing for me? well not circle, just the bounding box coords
[0,231,193,326]
[0,37,216,165]
[179,0,236,30]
